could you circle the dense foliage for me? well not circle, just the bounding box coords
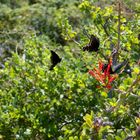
[0,0,140,139]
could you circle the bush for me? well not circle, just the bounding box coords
[0,0,140,139]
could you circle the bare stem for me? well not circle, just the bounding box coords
[112,1,121,65]
[117,1,121,52]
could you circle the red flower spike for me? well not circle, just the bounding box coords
[109,75,117,83]
[106,84,112,89]
[89,70,95,77]
[88,59,117,89]
[99,61,103,70]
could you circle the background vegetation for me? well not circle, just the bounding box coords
[0,0,140,139]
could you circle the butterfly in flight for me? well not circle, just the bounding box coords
[50,50,61,70]
[102,60,128,74]
[83,35,100,52]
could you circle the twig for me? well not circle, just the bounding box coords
[67,34,81,46]
[113,1,121,64]
[101,23,110,37]
[117,1,121,52]
[102,37,111,48]
[71,38,81,46]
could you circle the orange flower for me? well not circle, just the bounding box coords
[89,59,117,89]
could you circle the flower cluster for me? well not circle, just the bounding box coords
[89,59,117,89]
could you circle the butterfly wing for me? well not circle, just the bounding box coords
[112,60,128,73]
[83,35,100,52]
[83,44,90,51]
[50,50,61,70]
[89,35,100,52]
[102,60,128,74]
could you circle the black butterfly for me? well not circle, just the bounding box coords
[102,60,128,74]
[50,50,61,70]
[83,35,100,52]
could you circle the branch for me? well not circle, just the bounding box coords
[112,1,121,65]
[117,1,121,52]
[101,22,110,37]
